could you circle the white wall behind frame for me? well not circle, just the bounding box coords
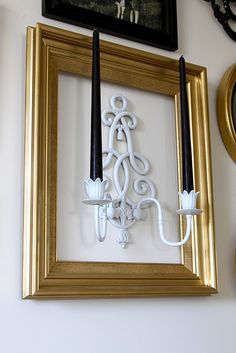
[57,72,180,263]
[0,0,236,353]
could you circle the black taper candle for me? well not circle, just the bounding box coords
[90,30,103,181]
[179,56,193,192]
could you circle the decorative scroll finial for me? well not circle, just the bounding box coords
[204,0,236,41]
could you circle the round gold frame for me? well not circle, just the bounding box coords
[218,64,236,163]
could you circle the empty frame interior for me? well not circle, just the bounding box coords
[23,23,217,298]
[57,74,180,264]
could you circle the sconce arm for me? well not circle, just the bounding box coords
[95,204,107,242]
[136,197,192,247]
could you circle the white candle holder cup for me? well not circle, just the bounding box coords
[177,190,202,216]
[83,178,110,206]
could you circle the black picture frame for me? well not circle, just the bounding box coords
[42,0,178,51]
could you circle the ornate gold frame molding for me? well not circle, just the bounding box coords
[23,23,217,298]
[218,64,236,163]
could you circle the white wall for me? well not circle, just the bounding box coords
[0,0,236,352]
[57,74,181,263]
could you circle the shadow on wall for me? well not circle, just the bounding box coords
[207,80,236,300]
[0,6,6,136]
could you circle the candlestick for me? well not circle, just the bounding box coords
[179,56,193,192]
[90,30,103,181]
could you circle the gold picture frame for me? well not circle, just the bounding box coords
[218,64,236,163]
[23,23,217,298]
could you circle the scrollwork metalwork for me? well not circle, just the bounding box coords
[204,0,236,40]
[83,95,201,248]
[101,95,156,247]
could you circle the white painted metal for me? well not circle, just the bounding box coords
[83,95,201,248]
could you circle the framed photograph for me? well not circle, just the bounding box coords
[42,0,178,51]
[23,23,217,298]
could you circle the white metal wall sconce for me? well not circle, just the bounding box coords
[83,32,201,249]
[83,94,202,248]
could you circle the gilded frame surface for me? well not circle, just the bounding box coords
[217,64,236,163]
[23,23,217,298]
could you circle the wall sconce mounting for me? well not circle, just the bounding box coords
[82,33,201,249]
[83,95,202,248]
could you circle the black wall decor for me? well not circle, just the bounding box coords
[42,0,178,51]
[204,0,236,41]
